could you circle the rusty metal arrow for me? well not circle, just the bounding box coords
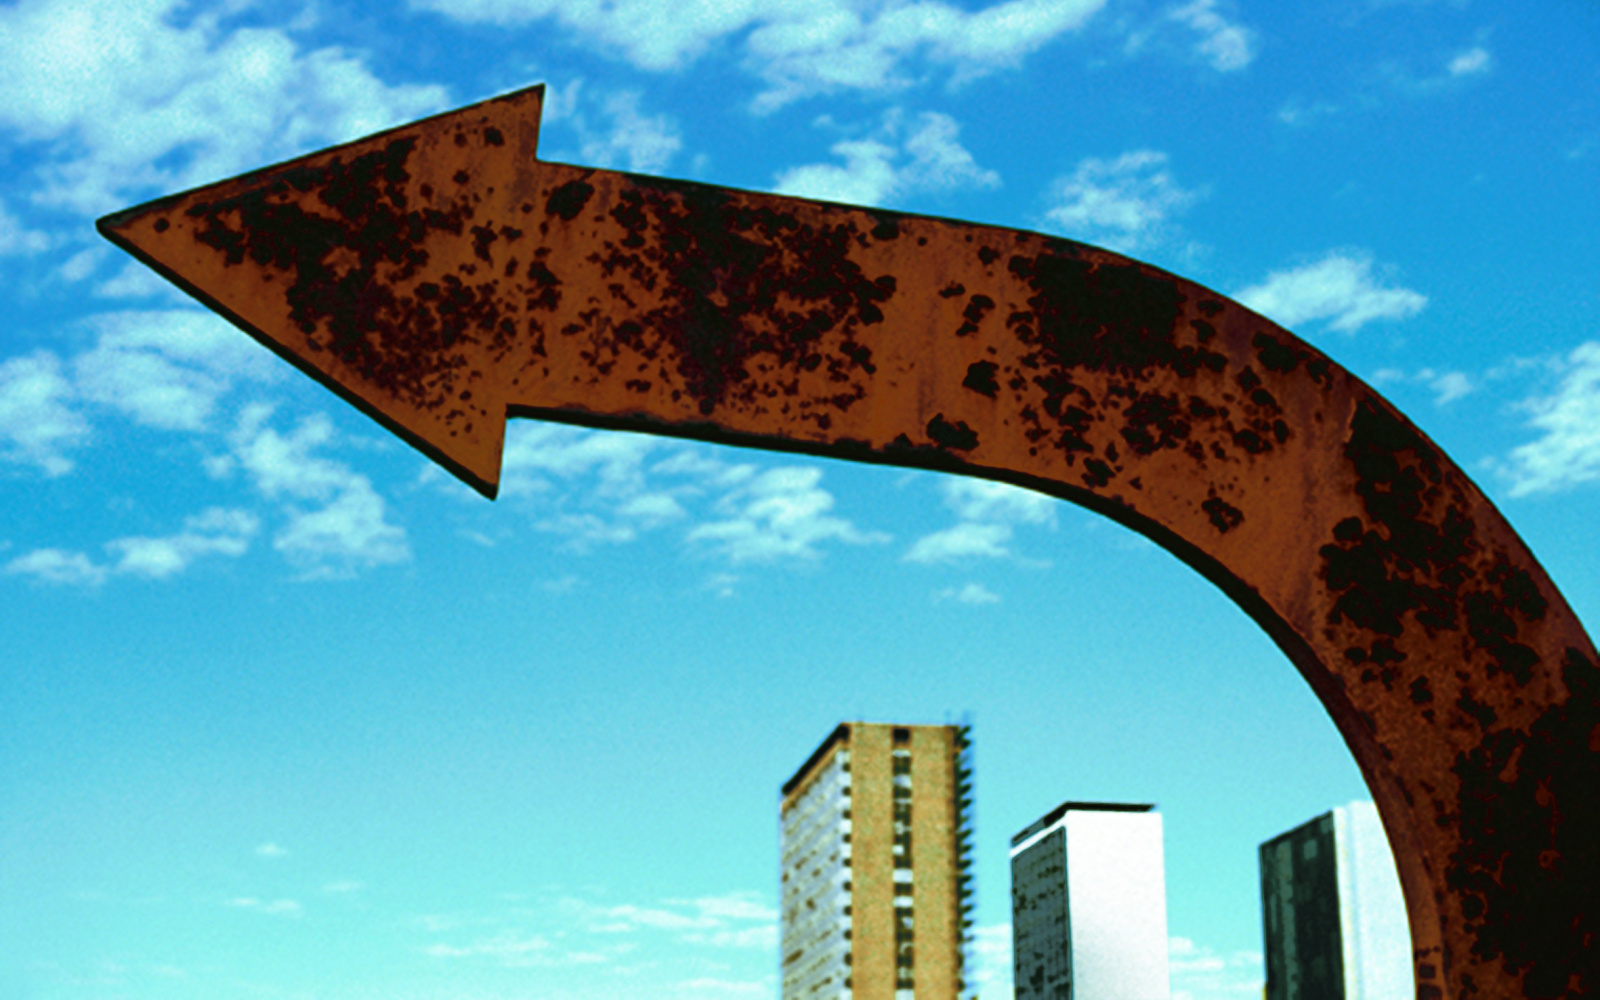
[99,84,1597,997]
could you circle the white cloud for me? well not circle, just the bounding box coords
[106,508,259,579]
[689,465,889,562]
[500,423,661,500]
[226,405,409,577]
[1420,369,1473,405]
[74,310,281,432]
[0,196,51,255]
[0,0,449,214]
[906,521,1012,562]
[322,880,364,893]
[255,842,289,858]
[773,109,999,208]
[669,977,774,998]
[1168,0,1254,72]
[935,581,1001,604]
[0,351,87,476]
[414,0,1104,110]
[226,897,303,917]
[1235,251,1427,334]
[1499,341,1600,497]
[905,476,1055,563]
[4,548,106,586]
[1448,46,1492,78]
[552,86,683,175]
[6,506,259,586]
[423,890,778,972]
[1041,150,1202,254]
[1372,366,1477,406]
[424,932,554,961]
[968,923,1014,999]
[1168,935,1264,1000]
[942,478,1054,524]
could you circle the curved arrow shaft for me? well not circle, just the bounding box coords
[99,84,1599,997]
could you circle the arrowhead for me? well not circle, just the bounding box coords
[97,85,550,499]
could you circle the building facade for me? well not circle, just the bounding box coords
[1010,802,1170,1000]
[780,722,976,1000]
[1259,801,1411,1000]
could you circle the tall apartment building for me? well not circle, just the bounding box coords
[1010,802,1171,1000]
[1259,801,1410,1000]
[780,722,976,1000]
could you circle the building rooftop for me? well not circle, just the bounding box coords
[1011,801,1156,847]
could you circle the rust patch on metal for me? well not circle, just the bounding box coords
[98,83,1598,999]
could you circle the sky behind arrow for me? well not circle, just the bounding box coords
[1,1,1597,998]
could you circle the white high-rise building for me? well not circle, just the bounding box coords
[1259,801,1411,1000]
[1010,802,1171,1000]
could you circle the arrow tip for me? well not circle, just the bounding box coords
[96,85,553,501]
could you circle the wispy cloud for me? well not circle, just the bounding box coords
[689,466,889,563]
[1168,0,1254,72]
[968,922,1014,998]
[905,478,1055,564]
[220,405,409,579]
[773,108,999,208]
[1448,46,1492,78]
[255,842,289,858]
[1235,251,1426,334]
[74,310,282,432]
[1497,341,1600,497]
[226,897,303,917]
[935,581,1002,605]
[0,195,51,255]
[419,889,779,980]
[0,0,448,216]
[5,507,260,586]
[543,81,682,174]
[1371,366,1476,406]
[0,351,86,476]
[1169,935,1264,1000]
[1040,150,1203,254]
[412,0,1107,111]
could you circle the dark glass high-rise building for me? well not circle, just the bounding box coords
[1259,802,1410,1000]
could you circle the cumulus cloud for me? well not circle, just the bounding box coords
[773,109,999,208]
[1235,251,1427,334]
[1041,150,1202,254]
[412,0,1105,110]
[0,351,87,476]
[5,507,260,586]
[689,466,889,562]
[1498,341,1600,497]
[223,405,409,578]
[0,0,448,214]
[905,477,1054,564]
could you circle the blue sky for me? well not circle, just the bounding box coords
[1,1,1597,998]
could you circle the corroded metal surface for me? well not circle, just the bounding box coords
[99,85,1597,998]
